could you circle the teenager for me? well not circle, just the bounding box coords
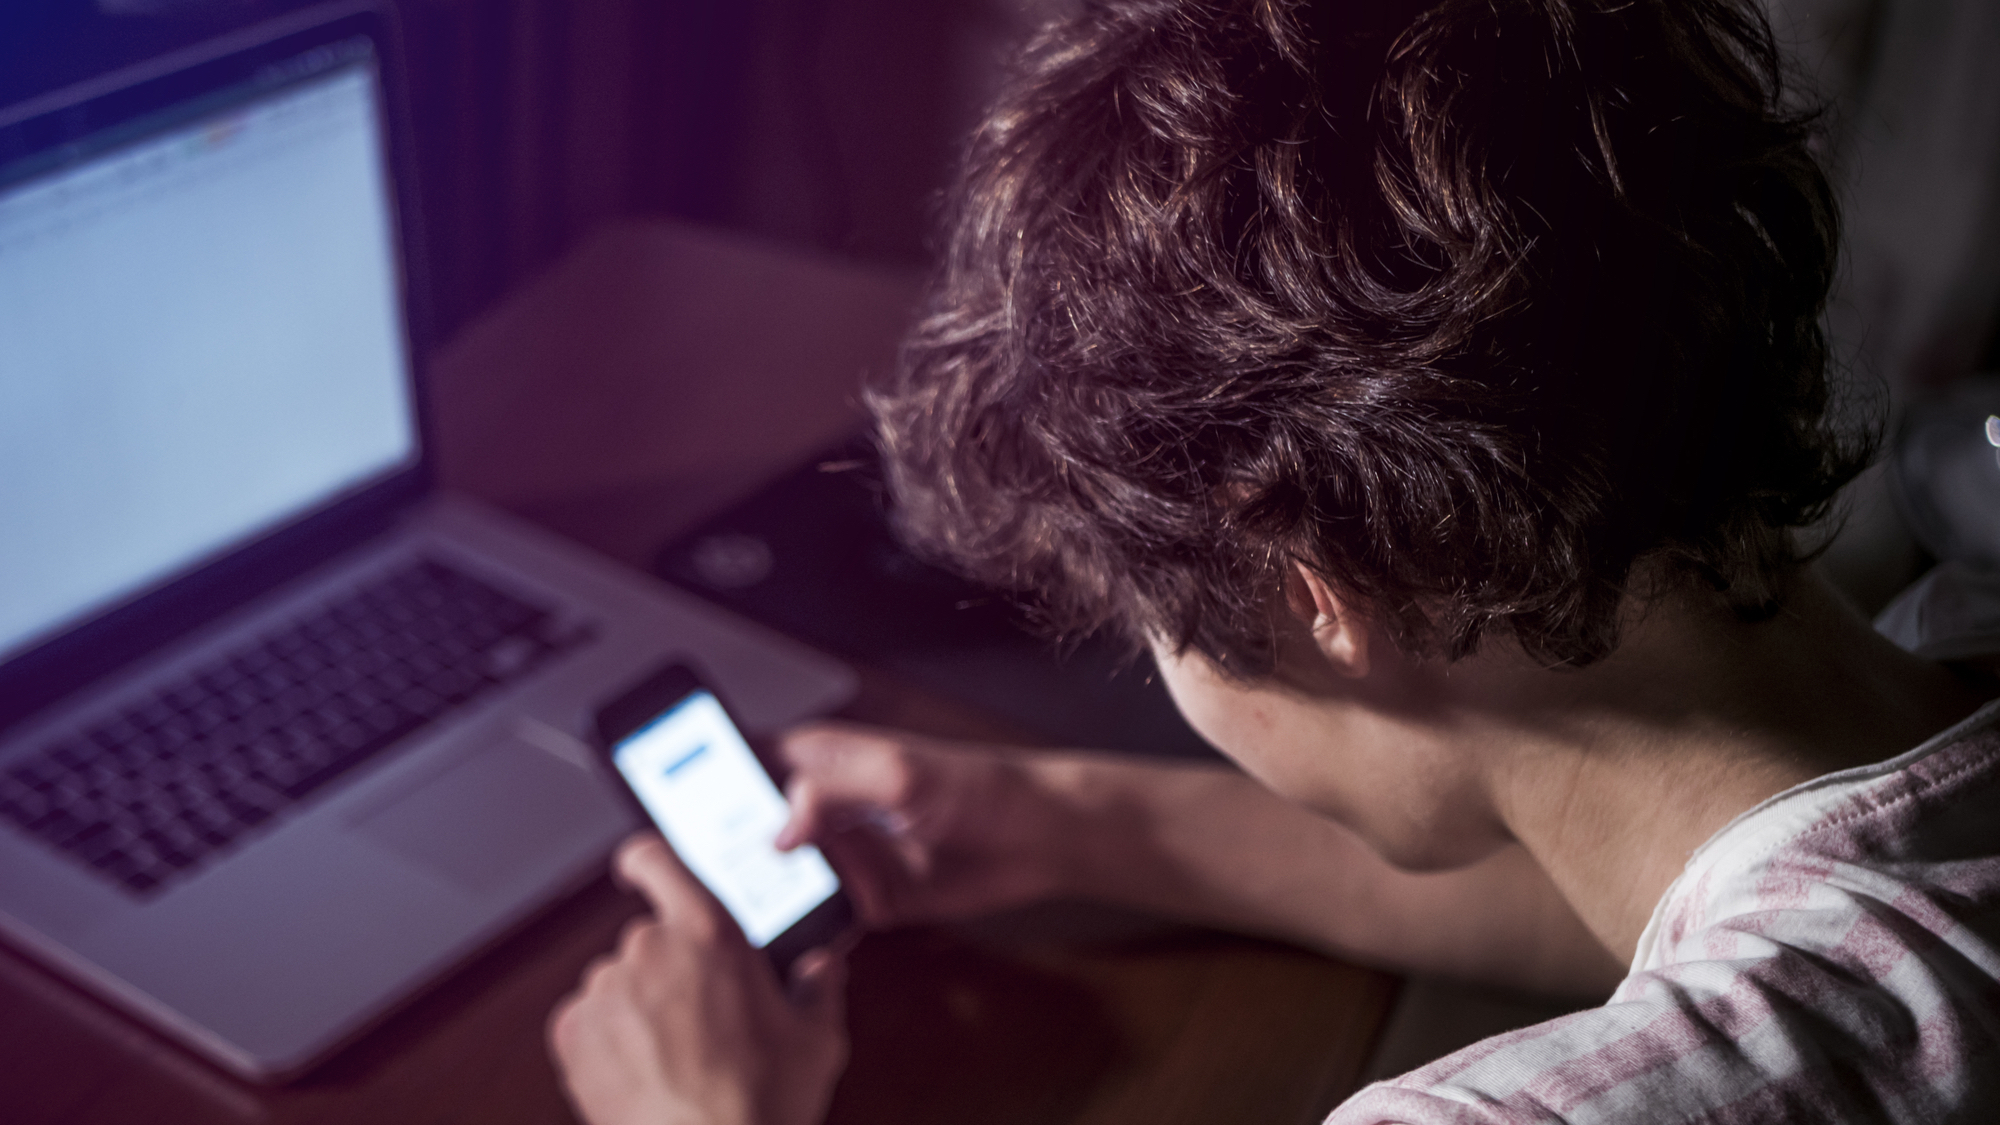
[548,1,2000,1121]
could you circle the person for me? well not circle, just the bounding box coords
[545,0,2000,1121]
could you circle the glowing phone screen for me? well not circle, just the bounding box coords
[609,691,838,947]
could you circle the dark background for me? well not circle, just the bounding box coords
[0,0,1045,344]
[6,0,1998,394]
[6,0,2000,616]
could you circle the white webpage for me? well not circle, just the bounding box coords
[612,692,839,947]
[0,58,415,661]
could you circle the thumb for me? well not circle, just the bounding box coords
[775,775,826,851]
[788,944,850,1025]
[614,833,735,940]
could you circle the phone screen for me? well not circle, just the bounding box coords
[608,690,840,947]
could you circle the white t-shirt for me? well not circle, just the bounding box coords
[1330,569,2000,1123]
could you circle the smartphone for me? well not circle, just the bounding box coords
[593,663,854,974]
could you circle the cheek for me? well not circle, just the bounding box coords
[1169,681,1272,759]
[1151,650,1262,754]
[1151,649,1323,796]
[1150,645,1509,872]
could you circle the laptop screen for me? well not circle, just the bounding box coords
[0,39,417,664]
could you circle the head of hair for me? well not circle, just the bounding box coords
[872,0,1867,676]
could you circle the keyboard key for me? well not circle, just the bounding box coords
[0,558,591,897]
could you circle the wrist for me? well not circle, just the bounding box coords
[1015,752,1159,906]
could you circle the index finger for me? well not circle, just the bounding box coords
[778,723,921,807]
[776,725,928,849]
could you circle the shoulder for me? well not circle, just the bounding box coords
[1329,703,2000,1125]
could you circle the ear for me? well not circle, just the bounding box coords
[1283,562,1371,679]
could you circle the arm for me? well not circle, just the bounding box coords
[781,724,1624,999]
[1043,753,1624,996]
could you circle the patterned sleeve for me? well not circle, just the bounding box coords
[1327,887,2000,1120]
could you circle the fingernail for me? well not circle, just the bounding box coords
[865,808,912,835]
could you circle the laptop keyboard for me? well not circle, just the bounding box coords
[0,558,592,896]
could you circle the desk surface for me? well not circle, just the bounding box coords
[2,220,1399,1125]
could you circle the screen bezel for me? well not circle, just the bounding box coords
[593,662,855,974]
[0,3,435,738]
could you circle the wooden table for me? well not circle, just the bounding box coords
[1,220,1399,1125]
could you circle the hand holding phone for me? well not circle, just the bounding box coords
[594,663,854,974]
[548,837,850,1125]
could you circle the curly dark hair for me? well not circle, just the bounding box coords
[871,0,1869,675]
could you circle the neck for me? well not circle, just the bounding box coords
[1479,571,1993,962]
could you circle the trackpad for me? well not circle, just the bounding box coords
[353,734,615,893]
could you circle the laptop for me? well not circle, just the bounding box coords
[0,1,855,1081]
